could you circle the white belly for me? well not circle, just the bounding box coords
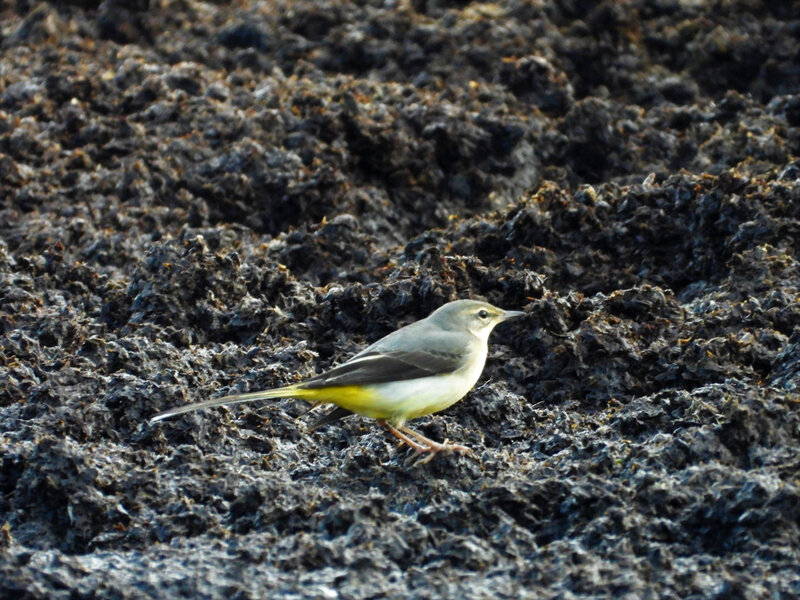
[362,345,488,425]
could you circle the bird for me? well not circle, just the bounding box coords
[151,299,524,464]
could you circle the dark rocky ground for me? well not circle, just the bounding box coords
[1,0,799,598]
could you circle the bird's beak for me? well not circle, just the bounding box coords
[499,309,525,322]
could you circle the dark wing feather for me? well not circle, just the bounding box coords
[306,405,354,432]
[299,348,465,389]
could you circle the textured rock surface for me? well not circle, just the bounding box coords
[1,1,798,598]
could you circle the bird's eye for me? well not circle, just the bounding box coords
[477,309,489,319]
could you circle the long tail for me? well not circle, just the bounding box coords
[149,385,301,424]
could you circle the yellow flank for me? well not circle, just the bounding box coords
[290,385,389,418]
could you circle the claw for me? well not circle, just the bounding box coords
[378,420,471,465]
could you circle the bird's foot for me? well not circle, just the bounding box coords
[377,420,471,465]
[406,438,472,466]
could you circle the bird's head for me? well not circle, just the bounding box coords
[430,299,525,340]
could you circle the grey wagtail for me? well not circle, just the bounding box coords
[150,299,524,463]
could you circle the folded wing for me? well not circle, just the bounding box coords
[299,347,465,388]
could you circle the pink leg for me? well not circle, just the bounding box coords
[377,420,471,465]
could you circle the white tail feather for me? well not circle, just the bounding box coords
[149,387,293,424]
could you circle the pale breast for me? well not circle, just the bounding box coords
[361,341,489,425]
